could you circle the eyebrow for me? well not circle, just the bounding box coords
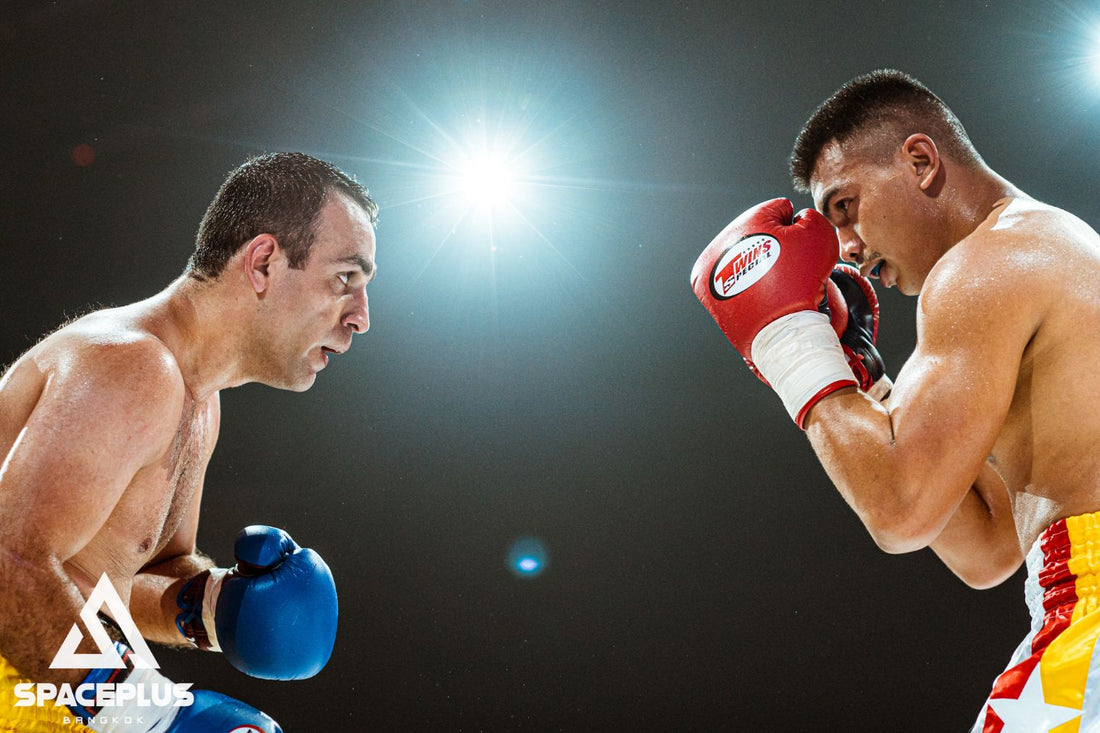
[817,185,842,218]
[335,254,377,282]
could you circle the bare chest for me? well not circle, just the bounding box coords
[69,400,214,589]
[995,320,1100,546]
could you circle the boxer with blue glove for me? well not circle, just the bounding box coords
[45,526,335,732]
[176,526,339,681]
[0,153,376,731]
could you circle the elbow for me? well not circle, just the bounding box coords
[868,530,928,556]
[856,480,964,555]
[861,506,941,556]
[952,545,1024,590]
[959,572,1012,591]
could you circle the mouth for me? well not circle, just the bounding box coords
[863,258,896,288]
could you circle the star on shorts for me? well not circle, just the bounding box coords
[986,662,1081,732]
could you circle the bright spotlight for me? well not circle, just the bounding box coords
[507,537,548,579]
[461,153,517,209]
[1085,20,1100,87]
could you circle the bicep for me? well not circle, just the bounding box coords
[886,269,1034,502]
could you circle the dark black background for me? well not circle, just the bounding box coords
[3,2,1099,730]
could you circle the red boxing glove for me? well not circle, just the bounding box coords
[690,198,857,427]
[825,264,893,400]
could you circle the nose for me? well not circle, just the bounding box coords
[837,227,864,265]
[343,288,370,334]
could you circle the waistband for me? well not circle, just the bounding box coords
[0,651,92,731]
[1024,511,1100,638]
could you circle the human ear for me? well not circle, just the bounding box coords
[902,134,941,192]
[243,234,280,294]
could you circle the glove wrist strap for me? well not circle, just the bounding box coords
[175,568,227,652]
[752,310,857,428]
[868,374,893,401]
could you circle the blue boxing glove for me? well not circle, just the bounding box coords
[65,642,281,732]
[176,526,338,680]
[163,689,282,732]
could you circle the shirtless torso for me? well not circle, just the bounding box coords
[0,295,221,683]
[970,199,1100,550]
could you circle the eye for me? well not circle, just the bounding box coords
[336,272,351,286]
[828,197,857,227]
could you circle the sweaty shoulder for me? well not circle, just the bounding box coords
[918,198,1100,334]
[0,310,189,460]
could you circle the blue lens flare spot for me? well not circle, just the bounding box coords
[507,537,548,579]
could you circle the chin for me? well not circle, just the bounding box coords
[291,373,318,392]
[262,371,317,392]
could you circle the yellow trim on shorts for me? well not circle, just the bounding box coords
[1036,511,1100,714]
[1066,511,1100,623]
[0,652,91,732]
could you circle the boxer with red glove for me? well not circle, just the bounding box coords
[690,198,889,427]
[825,264,892,401]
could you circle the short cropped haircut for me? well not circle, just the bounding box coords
[790,69,982,192]
[188,152,379,280]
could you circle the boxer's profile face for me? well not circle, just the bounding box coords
[251,192,377,391]
[811,137,943,297]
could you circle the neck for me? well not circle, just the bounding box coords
[143,273,257,401]
[942,163,1023,247]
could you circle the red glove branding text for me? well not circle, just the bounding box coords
[710,234,779,299]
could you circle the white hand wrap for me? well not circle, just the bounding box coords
[751,310,857,427]
[198,567,228,652]
[868,374,894,401]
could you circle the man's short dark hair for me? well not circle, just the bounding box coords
[188,152,379,280]
[790,69,982,192]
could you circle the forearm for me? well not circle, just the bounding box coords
[805,389,921,548]
[0,549,94,685]
[930,464,1022,588]
[131,551,214,646]
[805,388,986,553]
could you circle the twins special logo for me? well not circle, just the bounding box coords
[710,233,779,299]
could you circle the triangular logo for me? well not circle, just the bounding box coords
[50,573,159,670]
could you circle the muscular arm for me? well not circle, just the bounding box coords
[130,480,212,647]
[131,394,221,646]
[0,336,183,683]
[929,464,1021,588]
[131,552,213,647]
[803,246,1036,581]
